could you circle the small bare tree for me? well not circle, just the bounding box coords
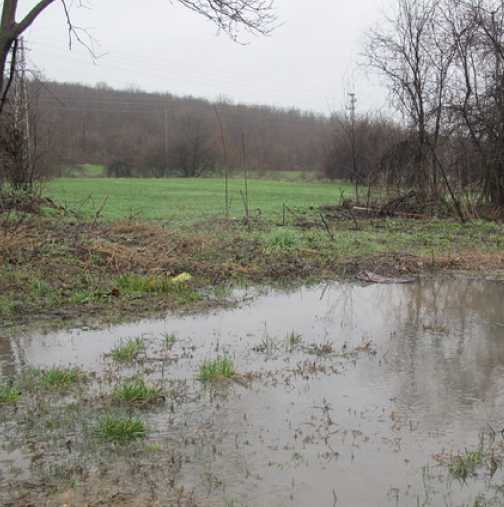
[168,115,217,177]
[324,112,404,199]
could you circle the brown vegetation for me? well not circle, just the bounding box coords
[35,81,328,177]
[1,207,504,329]
[366,0,504,212]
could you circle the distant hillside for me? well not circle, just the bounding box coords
[34,81,331,176]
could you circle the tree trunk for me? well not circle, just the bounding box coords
[1,0,58,101]
[414,138,428,203]
[0,36,14,99]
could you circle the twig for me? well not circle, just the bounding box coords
[347,206,360,231]
[60,0,100,61]
[427,141,466,224]
[213,105,229,218]
[332,489,338,506]
[319,211,335,240]
[92,194,109,226]
[240,190,251,231]
[240,130,250,227]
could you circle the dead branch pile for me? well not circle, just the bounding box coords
[321,191,452,220]
[0,190,61,214]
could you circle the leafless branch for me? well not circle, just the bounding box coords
[176,0,277,40]
[60,0,99,60]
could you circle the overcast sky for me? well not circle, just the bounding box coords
[17,0,390,114]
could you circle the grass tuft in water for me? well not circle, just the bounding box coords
[305,341,335,356]
[252,335,278,354]
[116,273,201,305]
[0,382,21,403]
[113,378,162,406]
[163,333,176,350]
[36,367,83,390]
[145,443,162,453]
[447,449,483,481]
[110,337,145,363]
[96,415,146,443]
[285,331,303,352]
[199,357,235,382]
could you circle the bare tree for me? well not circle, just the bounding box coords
[363,0,504,214]
[365,0,454,199]
[1,1,55,111]
[445,0,504,206]
[169,114,217,177]
[0,0,276,109]
[0,77,55,190]
[324,112,403,194]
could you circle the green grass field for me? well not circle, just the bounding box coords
[46,177,353,223]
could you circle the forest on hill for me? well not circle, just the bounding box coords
[34,81,332,177]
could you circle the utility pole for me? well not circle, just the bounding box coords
[163,103,169,176]
[13,37,32,180]
[214,105,229,218]
[348,92,357,126]
[348,92,358,202]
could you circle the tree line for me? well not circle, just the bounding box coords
[34,81,330,178]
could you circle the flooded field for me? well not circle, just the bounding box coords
[1,275,504,506]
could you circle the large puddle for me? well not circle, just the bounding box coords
[1,276,504,506]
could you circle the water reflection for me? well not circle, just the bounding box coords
[1,276,504,506]
[386,279,504,431]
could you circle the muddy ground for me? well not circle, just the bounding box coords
[1,211,504,331]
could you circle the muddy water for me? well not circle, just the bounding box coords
[1,276,504,506]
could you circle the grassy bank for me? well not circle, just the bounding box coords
[1,177,504,329]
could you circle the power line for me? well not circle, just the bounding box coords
[25,38,336,114]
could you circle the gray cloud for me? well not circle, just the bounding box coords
[19,0,389,114]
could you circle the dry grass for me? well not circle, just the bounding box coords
[1,213,504,328]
